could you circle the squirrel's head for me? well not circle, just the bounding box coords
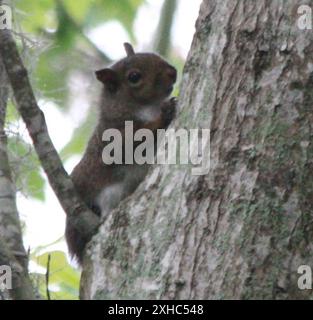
[95,43,177,105]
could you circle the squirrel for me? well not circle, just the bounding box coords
[65,43,177,264]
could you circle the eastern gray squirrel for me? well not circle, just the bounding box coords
[65,43,177,264]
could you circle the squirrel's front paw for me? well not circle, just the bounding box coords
[162,97,177,128]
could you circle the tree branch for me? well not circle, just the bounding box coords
[0,29,100,256]
[153,0,177,57]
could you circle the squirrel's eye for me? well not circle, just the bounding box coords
[128,71,142,84]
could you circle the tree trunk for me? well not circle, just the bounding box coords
[81,0,313,299]
[0,58,35,300]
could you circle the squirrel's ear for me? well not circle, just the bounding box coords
[124,42,135,57]
[95,68,119,93]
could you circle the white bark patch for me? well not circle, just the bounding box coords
[283,192,301,234]
[191,82,205,119]
[229,166,258,200]
[295,36,311,59]
[300,141,309,149]
[135,278,160,292]
[130,201,148,218]
[129,237,139,248]
[236,95,248,123]
[259,65,285,88]
[90,258,120,299]
[162,180,176,197]
[253,235,271,260]
[144,167,161,190]
[283,192,299,216]
[160,243,175,275]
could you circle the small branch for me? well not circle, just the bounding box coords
[153,0,177,57]
[45,254,51,300]
[0,29,99,251]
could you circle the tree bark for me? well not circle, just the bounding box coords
[81,0,313,299]
[0,58,35,300]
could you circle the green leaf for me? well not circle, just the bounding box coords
[15,0,56,33]
[84,0,146,40]
[26,167,45,201]
[33,251,80,300]
[61,0,90,24]
[60,109,96,160]
[8,136,46,201]
[33,48,78,106]
[55,1,78,50]
[5,100,20,123]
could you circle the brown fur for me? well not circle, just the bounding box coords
[65,44,177,264]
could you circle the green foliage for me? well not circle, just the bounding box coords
[15,0,56,33]
[84,0,144,40]
[16,0,145,41]
[60,111,96,160]
[34,47,80,104]
[8,135,45,201]
[5,100,19,123]
[31,250,80,300]
[61,0,90,23]
[15,0,146,103]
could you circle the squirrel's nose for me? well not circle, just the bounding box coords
[167,66,177,83]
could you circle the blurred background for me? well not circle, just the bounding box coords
[7,0,202,298]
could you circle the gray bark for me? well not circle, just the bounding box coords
[81,0,313,299]
[0,58,35,300]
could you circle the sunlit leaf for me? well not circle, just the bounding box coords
[62,0,90,24]
[60,109,96,160]
[55,1,77,50]
[15,0,56,33]
[33,251,80,300]
[5,100,20,123]
[84,0,146,40]
[8,136,45,201]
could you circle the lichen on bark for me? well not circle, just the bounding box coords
[81,0,313,300]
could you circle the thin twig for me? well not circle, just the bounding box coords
[45,254,51,300]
